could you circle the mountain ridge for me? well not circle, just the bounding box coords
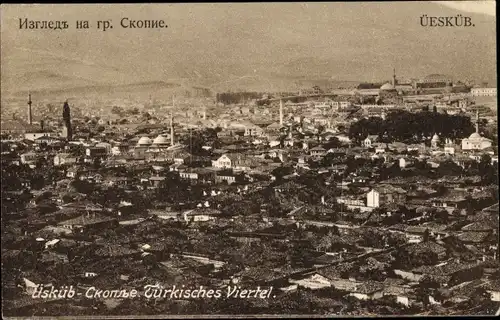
[1,2,496,98]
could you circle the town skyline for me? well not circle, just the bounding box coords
[1,2,498,318]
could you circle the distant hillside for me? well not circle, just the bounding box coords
[1,2,496,97]
[3,81,215,102]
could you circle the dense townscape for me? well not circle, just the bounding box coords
[1,72,499,316]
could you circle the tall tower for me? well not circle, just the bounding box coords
[392,68,397,87]
[279,99,284,126]
[62,100,73,140]
[475,108,480,133]
[170,113,174,146]
[27,94,33,125]
[171,96,175,145]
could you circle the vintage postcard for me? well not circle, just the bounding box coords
[1,2,498,318]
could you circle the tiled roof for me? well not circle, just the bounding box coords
[372,184,406,194]
[383,283,411,296]
[57,214,116,226]
[407,241,447,255]
[3,296,60,310]
[184,208,222,216]
[482,203,499,213]
[406,223,447,234]
[431,193,467,203]
[379,176,435,185]
[457,231,491,243]
[483,279,500,292]
[316,266,342,280]
[441,279,485,299]
[389,224,408,232]
[237,267,287,283]
[2,249,22,259]
[352,281,384,294]
[413,261,480,276]
[273,181,304,190]
[94,244,139,257]
[438,175,482,184]
[310,146,326,151]
[461,221,498,232]
[467,212,499,225]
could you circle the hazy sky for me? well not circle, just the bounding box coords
[436,1,495,16]
[1,2,496,93]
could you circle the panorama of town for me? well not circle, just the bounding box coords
[1,72,499,316]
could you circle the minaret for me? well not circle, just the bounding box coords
[62,100,73,141]
[170,113,174,146]
[475,109,479,133]
[279,99,284,126]
[27,94,33,125]
[171,96,175,145]
[392,68,397,87]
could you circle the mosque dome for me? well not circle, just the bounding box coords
[137,136,152,145]
[152,135,169,145]
[432,133,440,141]
[380,82,395,90]
[468,132,482,140]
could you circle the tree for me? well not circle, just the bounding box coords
[413,250,439,267]
[415,276,440,310]
[322,137,341,150]
[423,228,430,242]
[478,154,498,184]
[271,166,294,180]
[111,106,124,116]
[92,157,102,169]
[348,110,475,143]
[437,160,463,177]
[314,230,341,251]
[181,129,214,155]
[391,247,412,270]
[69,179,95,194]
[221,201,258,217]
[432,210,449,223]
[142,112,152,120]
[359,228,387,248]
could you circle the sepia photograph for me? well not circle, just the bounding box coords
[1,2,499,318]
